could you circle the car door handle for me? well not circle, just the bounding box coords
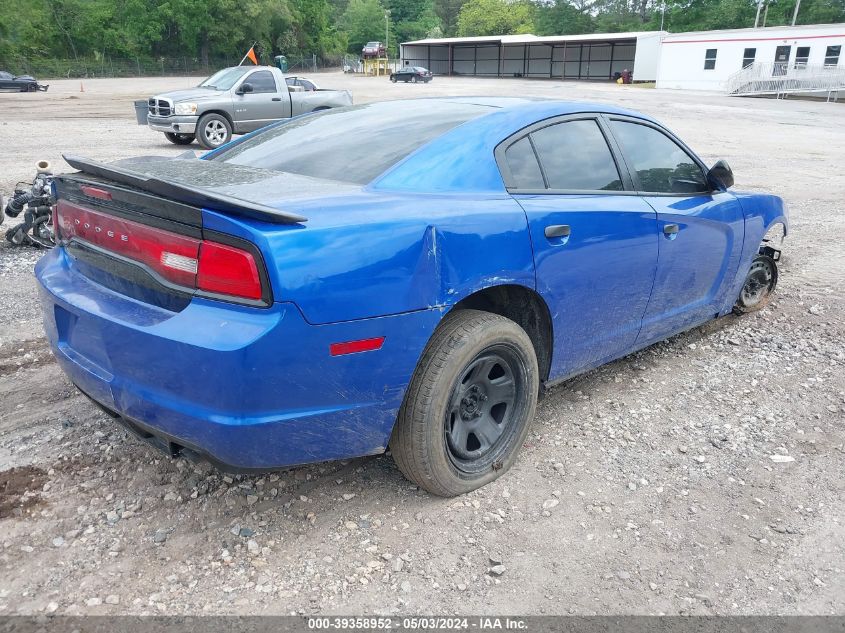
[663,223,680,236]
[544,225,571,239]
[272,97,282,101]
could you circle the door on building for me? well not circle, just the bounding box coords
[773,45,791,76]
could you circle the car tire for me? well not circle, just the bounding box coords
[412,76,418,83]
[390,309,539,497]
[196,113,232,150]
[733,253,778,314]
[391,76,397,83]
[164,132,196,145]
[27,83,37,92]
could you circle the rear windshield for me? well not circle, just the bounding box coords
[209,101,492,184]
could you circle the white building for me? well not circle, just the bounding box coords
[656,23,845,90]
[399,23,845,92]
[400,32,665,82]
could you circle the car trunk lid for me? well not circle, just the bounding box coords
[54,155,353,311]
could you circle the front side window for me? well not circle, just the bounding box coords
[704,48,717,70]
[245,70,276,93]
[825,45,841,66]
[528,120,623,191]
[795,46,810,67]
[610,120,708,194]
[742,48,756,68]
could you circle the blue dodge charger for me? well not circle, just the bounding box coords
[36,98,787,496]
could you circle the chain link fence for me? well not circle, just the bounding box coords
[6,55,345,79]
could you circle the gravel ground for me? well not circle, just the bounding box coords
[0,74,843,616]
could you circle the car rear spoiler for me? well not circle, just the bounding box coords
[62,154,307,225]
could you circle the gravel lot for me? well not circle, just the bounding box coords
[0,73,843,616]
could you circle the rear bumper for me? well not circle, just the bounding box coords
[36,247,438,470]
[148,115,198,134]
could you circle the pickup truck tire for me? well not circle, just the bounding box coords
[196,113,232,149]
[390,309,538,497]
[164,132,196,145]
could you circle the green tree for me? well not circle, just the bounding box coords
[341,0,389,53]
[434,0,467,36]
[456,0,534,36]
[387,0,440,50]
[535,0,595,34]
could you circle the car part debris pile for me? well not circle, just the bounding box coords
[3,160,55,248]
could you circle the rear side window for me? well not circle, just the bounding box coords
[529,120,623,191]
[610,120,707,194]
[504,137,544,189]
[211,101,491,184]
[246,71,276,93]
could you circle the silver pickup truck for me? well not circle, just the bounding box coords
[145,66,352,149]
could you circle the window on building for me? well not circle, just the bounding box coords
[609,121,708,195]
[704,48,717,70]
[529,120,623,191]
[825,45,841,67]
[795,47,810,68]
[742,48,756,68]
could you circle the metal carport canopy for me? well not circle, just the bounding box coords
[400,31,661,80]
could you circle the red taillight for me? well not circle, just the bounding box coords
[197,241,262,300]
[56,200,265,303]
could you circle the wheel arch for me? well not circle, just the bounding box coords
[444,284,553,383]
[198,109,234,126]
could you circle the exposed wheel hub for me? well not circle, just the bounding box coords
[460,384,488,420]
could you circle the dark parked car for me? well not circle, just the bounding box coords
[38,98,786,497]
[362,41,386,58]
[390,66,433,83]
[0,71,48,92]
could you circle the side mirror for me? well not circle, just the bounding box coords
[707,159,734,190]
[236,83,254,95]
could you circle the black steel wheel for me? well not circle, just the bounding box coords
[390,309,538,496]
[734,253,778,314]
[445,348,524,474]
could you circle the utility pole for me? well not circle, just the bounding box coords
[385,10,391,56]
[791,0,801,25]
[754,0,763,27]
[762,0,769,27]
[660,0,666,31]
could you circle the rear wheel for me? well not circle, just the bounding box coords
[734,253,778,314]
[164,132,196,145]
[196,113,232,150]
[391,76,397,83]
[411,75,418,83]
[390,310,539,497]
